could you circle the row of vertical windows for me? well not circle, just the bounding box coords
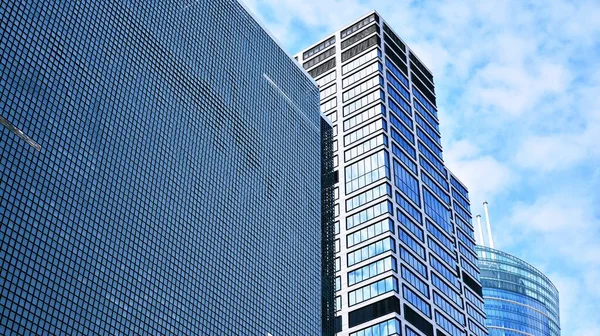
[456,230,476,252]
[348,237,395,267]
[341,13,379,39]
[303,36,335,59]
[342,23,380,51]
[341,35,381,63]
[316,70,336,88]
[421,173,450,205]
[348,276,398,306]
[435,311,466,336]
[336,276,341,291]
[391,144,417,175]
[398,211,424,241]
[403,286,431,317]
[326,110,337,123]
[450,176,469,199]
[464,289,484,311]
[391,129,416,159]
[347,219,394,248]
[343,75,384,103]
[418,143,446,176]
[412,87,438,119]
[431,273,463,307]
[428,238,456,269]
[348,256,397,286]
[349,318,401,336]
[464,289,485,311]
[344,104,385,131]
[423,189,452,233]
[310,58,336,78]
[344,118,385,146]
[321,97,337,113]
[433,292,465,325]
[393,160,420,207]
[400,229,426,260]
[343,62,382,88]
[469,320,487,336]
[386,72,410,101]
[452,190,471,213]
[346,200,393,230]
[389,98,413,128]
[405,326,420,336]
[400,247,427,278]
[419,157,448,190]
[395,192,422,224]
[390,111,414,144]
[389,96,412,123]
[455,215,475,239]
[388,98,413,130]
[345,134,387,162]
[417,128,443,159]
[460,258,480,280]
[467,304,486,327]
[426,219,454,250]
[401,265,429,298]
[320,84,337,100]
[385,58,409,87]
[343,89,385,116]
[453,203,472,224]
[429,256,460,288]
[342,48,381,75]
[413,99,440,133]
[415,114,441,145]
[345,150,389,194]
[304,47,335,69]
[346,183,391,212]
[387,87,411,120]
[459,244,478,266]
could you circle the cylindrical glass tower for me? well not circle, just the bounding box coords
[476,246,561,336]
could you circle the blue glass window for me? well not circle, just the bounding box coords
[453,202,472,224]
[403,286,431,317]
[348,256,397,286]
[393,160,420,207]
[426,219,455,250]
[451,176,469,199]
[428,238,456,269]
[390,112,414,144]
[346,200,393,230]
[348,237,395,267]
[401,265,429,298]
[388,96,412,123]
[430,256,460,288]
[435,311,466,336]
[346,183,391,212]
[385,58,409,87]
[431,273,463,307]
[347,219,394,248]
[417,129,443,159]
[418,143,446,176]
[391,128,416,159]
[398,211,424,242]
[391,143,417,174]
[413,99,440,133]
[396,192,422,224]
[433,292,465,325]
[421,173,450,205]
[415,113,441,146]
[400,247,427,278]
[348,276,398,306]
[419,157,448,190]
[350,318,401,336]
[400,229,426,260]
[412,87,438,119]
[386,71,410,101]
[423,189,452,233]
[345,150,390,194]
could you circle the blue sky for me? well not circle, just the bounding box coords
[242,0,600,334]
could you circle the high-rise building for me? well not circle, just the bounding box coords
[0,0,331,334]
[296,12,489,336]
[476,246,561,336]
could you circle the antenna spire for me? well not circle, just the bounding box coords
[483,201,495,248]
[476,215,485,247]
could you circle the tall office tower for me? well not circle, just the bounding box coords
[296,12,489,336]
[0,0,331,334]
[476,246,561,336]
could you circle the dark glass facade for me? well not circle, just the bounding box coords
[477,246,561,336]
[0,0,326,334]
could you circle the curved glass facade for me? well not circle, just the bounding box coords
[476,246,561,336]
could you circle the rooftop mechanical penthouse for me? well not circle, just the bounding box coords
[296,12,489,336]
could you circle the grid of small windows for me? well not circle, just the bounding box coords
[392,144,417,174]
[346,183,391,212]
[431,273,463,307]
[400,247,428,278]
[304,47,336,69]
[341,23,380,50]
[343,89,385,116]
[346,200,393,230]
[433,292,465,325]
[342,49,381,75]
[343,76,384,102]
[341,13,379,39]
[393,161,420,207]
[398,211,424,241]
[399,229,426,260]
[0,0,324,335]
[344,118,386,146]
[401,265,429,298]
[435,311,466,336]
[391,129,416,159]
